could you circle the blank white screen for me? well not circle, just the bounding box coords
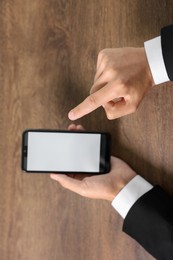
[27,132,101,172]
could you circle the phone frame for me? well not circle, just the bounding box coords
[21,129,111,174]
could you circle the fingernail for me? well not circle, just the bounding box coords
[68,111,75,120]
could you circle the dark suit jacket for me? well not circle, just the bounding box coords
[123,25,173,260]
[161,24,173,81]
[123,186,173,260]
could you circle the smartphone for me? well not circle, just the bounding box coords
[22,129,111,174]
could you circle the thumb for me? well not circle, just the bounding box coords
[50,174,84,196]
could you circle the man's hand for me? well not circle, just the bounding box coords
[68,48,154,120]
[50,124,136,201]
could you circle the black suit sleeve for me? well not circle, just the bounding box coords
[123,26,173,258]
[161,25,173,81]
[123,186,173,260]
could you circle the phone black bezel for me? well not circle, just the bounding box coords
[22,129,111,174]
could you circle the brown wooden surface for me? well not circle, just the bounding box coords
[1,0,173,259]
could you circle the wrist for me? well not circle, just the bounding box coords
[107,171,137,202]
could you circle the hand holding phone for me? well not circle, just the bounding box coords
[22,126,111,174]
[50,156,137,201]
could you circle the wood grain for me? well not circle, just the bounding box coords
[1,0,173,259]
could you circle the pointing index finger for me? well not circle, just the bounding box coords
[68,84,116,120]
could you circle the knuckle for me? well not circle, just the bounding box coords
[98,50,104,60]
[104,68,114,77]
[98,49,106,56]
[106,111,115,120]
[119,80,126,88]
[98,49,108,62]
[130,105,137,113]
[118,81,128,95]
[87,95,97,107]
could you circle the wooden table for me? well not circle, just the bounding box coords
[1,1,173,259]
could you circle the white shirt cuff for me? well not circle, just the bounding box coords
[111,175,153,219]
[144,36,169,84]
